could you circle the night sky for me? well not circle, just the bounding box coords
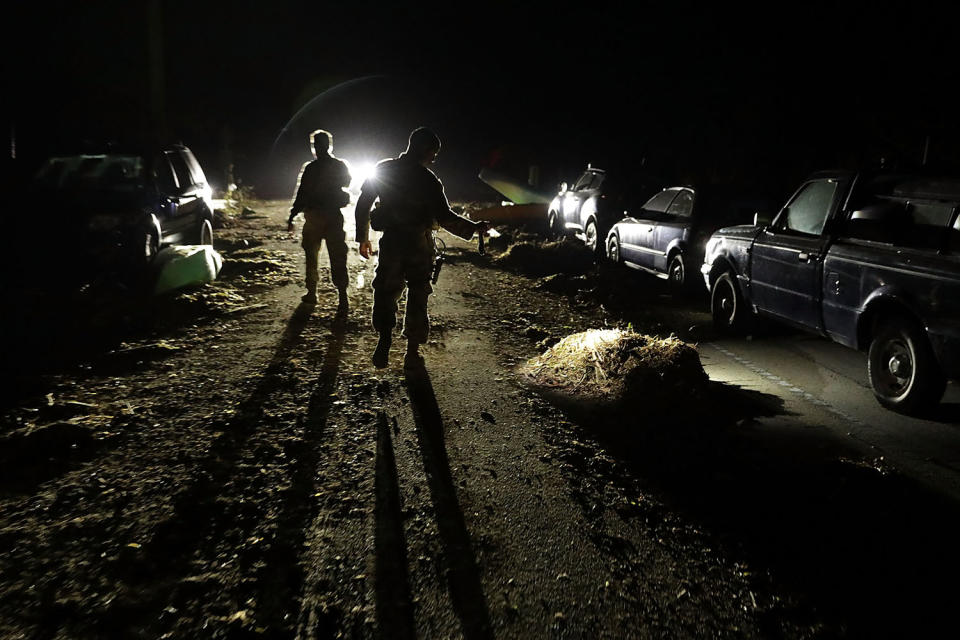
[11,2,959,201]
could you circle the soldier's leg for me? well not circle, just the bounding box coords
[401,242,434,368]
[402,272,433,345]
[371,235,406,367]
[301,221,322,303]
[325,224,349,313]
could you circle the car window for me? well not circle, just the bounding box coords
[154,154,179,194]
[181,150,207,186]
[950,212,960,254]
[573,172,594,191]
[666,189,694,217]
[32,158,70,189]
[98,156,144,192]
[907,201,953,227]
[643,189,679,213]
[165,150,195,191]
[780,180,838,235]
[902,201,954,250]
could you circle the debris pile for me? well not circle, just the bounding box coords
[494,237,594,276]
[219,248,297,286]
[522,328,707,408]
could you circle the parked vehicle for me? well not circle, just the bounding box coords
[31,143,215,274]
[702,170,960,414]
[605,185,765,288]
[546,165,656,255]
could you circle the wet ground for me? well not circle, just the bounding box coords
[1,200,958,639]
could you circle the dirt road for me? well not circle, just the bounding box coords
[2,200,957,639]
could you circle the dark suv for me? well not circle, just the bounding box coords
[32,143,214,272]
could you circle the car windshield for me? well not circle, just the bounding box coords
[599,172,658,213]
[33,154,145,193]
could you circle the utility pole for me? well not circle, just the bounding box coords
[148,0,166,141]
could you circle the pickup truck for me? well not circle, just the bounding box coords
[701,170,960,414]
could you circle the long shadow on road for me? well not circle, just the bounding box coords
[374,411,416,640]
[557,379,960,638]
[404,367,493,640]
[98,303,339,637]
[256,315,347,635]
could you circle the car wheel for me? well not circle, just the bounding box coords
[710,270,750,333]
[197,218,214,245]
[668,252,686,288]
[867,314,946,414]
[144,232,159,264]
[547,211,563,239]
[607,234,622,264]
[584,219,602,257]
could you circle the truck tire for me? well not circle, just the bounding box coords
[710,270,750,333]
[867,315,946,414]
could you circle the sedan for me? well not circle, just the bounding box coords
[605,186,764,288]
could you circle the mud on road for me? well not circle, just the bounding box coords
[2,200,958,639]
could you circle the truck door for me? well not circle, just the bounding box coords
[749,178,841,330]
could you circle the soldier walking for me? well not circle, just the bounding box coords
[355,127,488,369]
[288,129,352,314]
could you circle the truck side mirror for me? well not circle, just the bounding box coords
[753,211,772,227]
[559,181,568,194]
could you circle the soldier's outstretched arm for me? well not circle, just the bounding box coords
[355,189,376,258]
[437,207,484,240]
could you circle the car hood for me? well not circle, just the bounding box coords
[710,223,762,240]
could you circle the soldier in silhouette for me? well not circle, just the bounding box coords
[355,127,488,368]
[288,129,352,314]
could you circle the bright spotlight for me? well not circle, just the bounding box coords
[349,161,378,192]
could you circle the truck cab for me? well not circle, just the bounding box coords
[702,170,960,414]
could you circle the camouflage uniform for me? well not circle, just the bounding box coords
[355,154,478,345]
[289,155,351,298]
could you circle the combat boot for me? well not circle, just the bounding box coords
[372,332,392,368]
[403,341,424,370]
[335,288,349,318]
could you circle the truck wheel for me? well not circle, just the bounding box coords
[711,270,750,333]
[867,315,946,414]
[607,234,622,264]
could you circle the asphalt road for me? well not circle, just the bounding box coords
[700,330,960,500]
